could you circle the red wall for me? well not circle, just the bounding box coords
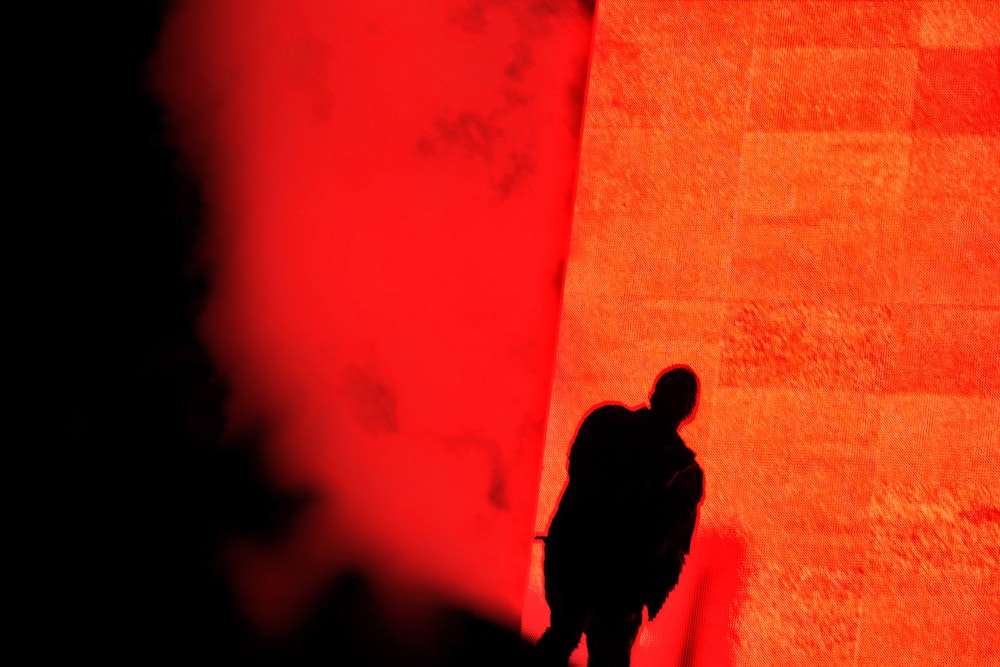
[156,0,593,630]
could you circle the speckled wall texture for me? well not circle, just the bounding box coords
[524,2,998,665]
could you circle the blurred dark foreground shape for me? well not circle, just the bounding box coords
[271,570,545,666]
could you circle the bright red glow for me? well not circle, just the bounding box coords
[156,0,593,630]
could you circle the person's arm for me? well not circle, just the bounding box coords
[646,463,704,620]
[543,406,612,545]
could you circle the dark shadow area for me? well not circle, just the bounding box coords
[31,1,311,658]
[537,367,705,667]
[26,2,559,663]
[281,571,545,667]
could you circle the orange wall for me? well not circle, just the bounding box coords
[525,2,999,665]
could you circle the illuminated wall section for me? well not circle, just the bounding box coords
[524,2,999,665]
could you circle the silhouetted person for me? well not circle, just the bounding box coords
[537,366,704,667]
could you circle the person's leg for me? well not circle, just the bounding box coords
[584,610,642,667]
[536,601,588,666]
[538,541,591,665]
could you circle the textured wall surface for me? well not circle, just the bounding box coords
[525,2,999,665]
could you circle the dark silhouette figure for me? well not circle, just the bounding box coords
[537,367,705,667]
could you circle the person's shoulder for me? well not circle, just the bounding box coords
[680,447,705,490]
[671,435,702,474]
[587,402,631,417]
[676,432,702,456]
[582,402,634,427]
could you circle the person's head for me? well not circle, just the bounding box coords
[649,366,699,427]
